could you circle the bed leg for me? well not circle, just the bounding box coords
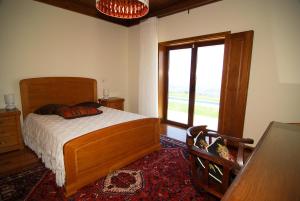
[64,186,77,197]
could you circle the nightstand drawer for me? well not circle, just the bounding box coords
[0,116,16,127]
[0,126,18,137]
[0,135,19,148]
[99,97,124,111]
[0,108,23,153]
[107,102,123,110]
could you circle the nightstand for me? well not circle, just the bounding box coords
[98,97,124,111]
[0,108,24,153]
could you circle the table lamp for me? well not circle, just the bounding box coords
[4,93,16,110]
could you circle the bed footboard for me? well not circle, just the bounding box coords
[63,118,160,196]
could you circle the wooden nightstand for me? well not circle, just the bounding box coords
[0,108,24,153]
[98,97,124,111]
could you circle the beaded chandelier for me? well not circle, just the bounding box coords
[96,0,149,19]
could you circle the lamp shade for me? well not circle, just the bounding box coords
[96,0,149,19]
[4,93,15,110]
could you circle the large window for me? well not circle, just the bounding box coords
[159,31,254,138]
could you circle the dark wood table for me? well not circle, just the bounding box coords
[222,122,300,201]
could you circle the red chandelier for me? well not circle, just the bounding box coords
[96,0,149,19]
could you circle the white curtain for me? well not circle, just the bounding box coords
[138,17,158,117]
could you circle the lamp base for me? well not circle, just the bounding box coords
[5,104,16,110]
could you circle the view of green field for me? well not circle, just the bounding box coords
[168,92,219,118]
[169,92,219,103]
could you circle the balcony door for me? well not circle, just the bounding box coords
[166,42,224,130]
[167,47,192,125]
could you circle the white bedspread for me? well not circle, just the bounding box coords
[22,106,144,187]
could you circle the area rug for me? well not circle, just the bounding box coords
[1,136,207,201]
[0,164,47,201]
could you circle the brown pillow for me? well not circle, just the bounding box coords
[34,104,66,115]
[56,106,102,119]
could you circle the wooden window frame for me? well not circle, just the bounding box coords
[158,31,254,137]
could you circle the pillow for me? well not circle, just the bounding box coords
[207,137,232,161]
[195,131,209,149]
[56,106,102,119]
[195,136,233,183]
[74,101,101,108]
[196,157,223,183]
[34,104,66,115]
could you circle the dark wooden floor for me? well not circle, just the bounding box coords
[0,123,187,176]
[0,147,41,176]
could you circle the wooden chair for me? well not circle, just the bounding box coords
[186,125,254,199]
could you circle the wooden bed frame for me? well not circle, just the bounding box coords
[19,77,161,196]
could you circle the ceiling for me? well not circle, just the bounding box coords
[34,0,221,27]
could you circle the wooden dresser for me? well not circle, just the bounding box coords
[0,108,24,153]
[99,97,124,110]
[222,122,300,201]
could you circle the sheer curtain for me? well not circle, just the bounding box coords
[138,17,158,117]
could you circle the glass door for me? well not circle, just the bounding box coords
[193,44,224,130]
[166,48,192,125]
[165,42,224,130]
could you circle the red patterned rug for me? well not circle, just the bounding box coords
[1,136,208,201]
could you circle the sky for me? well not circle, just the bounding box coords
[168,44,224,97]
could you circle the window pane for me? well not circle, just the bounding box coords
[167,48,192,124]
[193,45,224,130]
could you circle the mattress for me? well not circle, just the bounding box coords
[22,106,144,186]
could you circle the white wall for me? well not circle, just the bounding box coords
[0,0,129,111]
[127,25,140,113]
[157,0,300,143]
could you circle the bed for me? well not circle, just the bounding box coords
[19,77,161,196]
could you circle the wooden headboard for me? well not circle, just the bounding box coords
[20,77,97,118]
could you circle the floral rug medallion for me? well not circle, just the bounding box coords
[102,170,143,194]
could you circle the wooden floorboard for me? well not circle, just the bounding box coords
[160,123,186,142]
[0,147,40,176]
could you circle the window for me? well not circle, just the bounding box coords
[159,31,254,138]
